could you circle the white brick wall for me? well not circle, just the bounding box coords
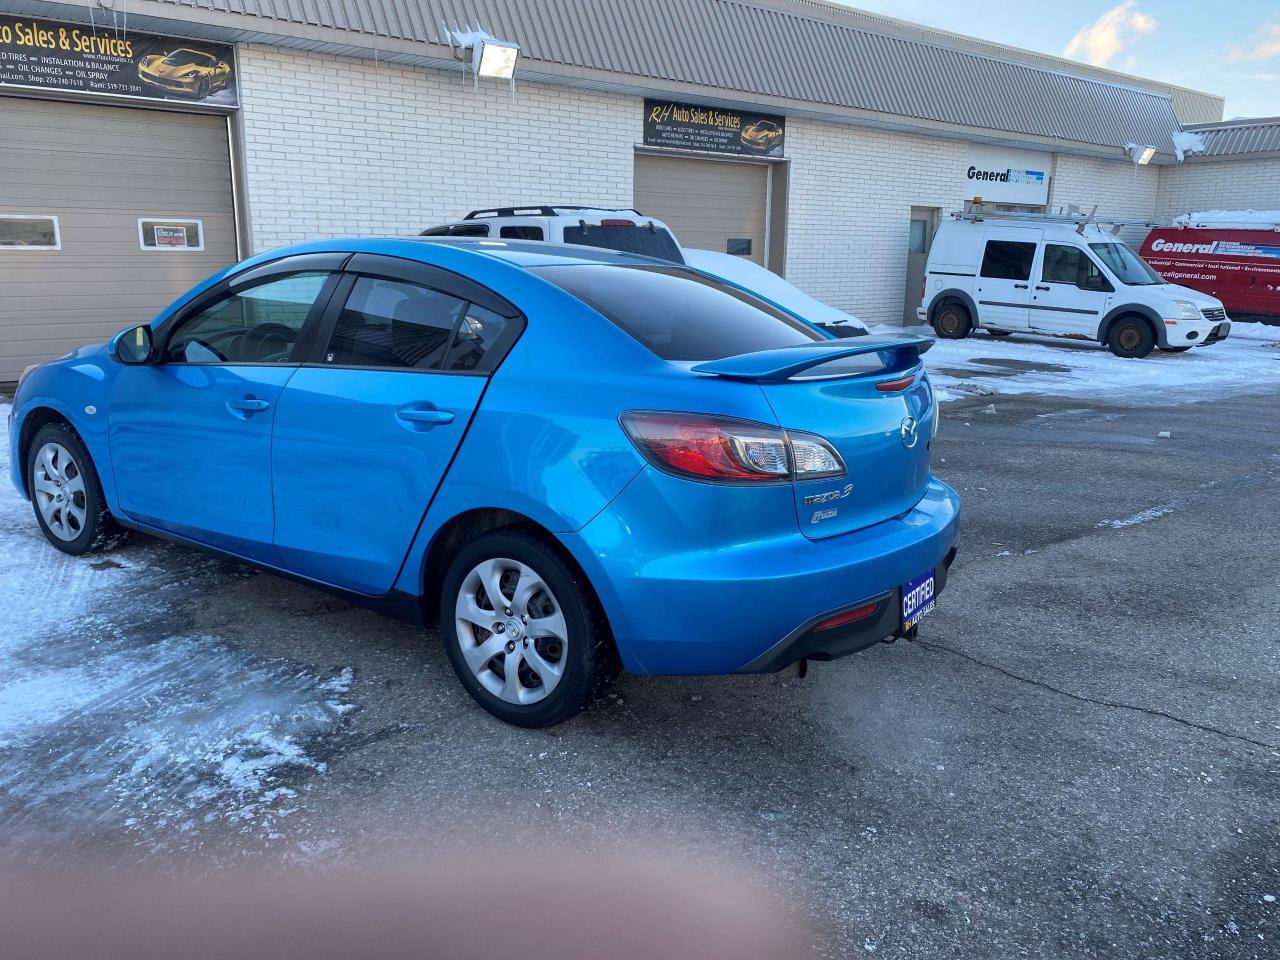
[236,45,640,252]
[1155,157,1280,218]
[784,119,968,326]
[1047,155,1160,242]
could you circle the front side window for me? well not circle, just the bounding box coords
[535,264,823,361]
[1089,242,1164,285]
[1042,245,1110,289]
[164,271,330,364]
[980,240,1036,281]
[325,277,466,369]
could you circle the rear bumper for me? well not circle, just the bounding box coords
[566,470,962,676]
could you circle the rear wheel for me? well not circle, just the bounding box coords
[441,530,613,727]
[933,302,972,339]
[27,424,129,556]
[1106,316,1156,358]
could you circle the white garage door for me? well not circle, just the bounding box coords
[634,153,769,266]
[0,96,238,382]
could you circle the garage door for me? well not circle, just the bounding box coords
[634,154,769,266]
[0,97,237,382]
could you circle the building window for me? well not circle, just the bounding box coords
[138,218,204,251]
[726,238,753,256]
[0,215,61,250]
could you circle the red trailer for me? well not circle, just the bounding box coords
[1140,213,1280,322]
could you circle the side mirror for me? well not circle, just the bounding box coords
[111,324,155,365]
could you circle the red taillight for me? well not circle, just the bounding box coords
[600,219,635,227]
[619,412,789,481]
[875,374,916,392]
[813,602,880,632]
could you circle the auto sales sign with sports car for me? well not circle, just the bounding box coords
[0,15,237,106]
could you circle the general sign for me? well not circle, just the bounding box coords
[0,15,237,106]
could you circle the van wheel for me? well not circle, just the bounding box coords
[1106,316,1156,358]
[1160,345,1193,353]
[440,530,614,727]
[985,329,1012,337]
[933,303,972,339]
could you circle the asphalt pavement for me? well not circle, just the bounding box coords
[2,386,1278,959]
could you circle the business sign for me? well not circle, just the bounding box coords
[963,144,1051,206]
[644,99,785,157]
[0,16,237,106]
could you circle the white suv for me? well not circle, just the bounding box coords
[421,205,686,263]
[917,212,1232,357]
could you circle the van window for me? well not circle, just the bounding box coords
[1089,242,1164,285]
[562,224,685,264]
[1042,245,1109,289]
[500,225,544,240]
[980,241,1036,281]
[534,263,822,361]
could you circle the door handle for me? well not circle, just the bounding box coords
[396,406,455,427]
[1035,285,1050,291]
[226,396,271,416]
[1013,283,1029,289]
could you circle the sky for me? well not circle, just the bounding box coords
[834,0,1279,119]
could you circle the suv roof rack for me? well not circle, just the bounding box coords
[464,205,646,220]
[952,202,1168,235]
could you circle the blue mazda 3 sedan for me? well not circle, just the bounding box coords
[8,238,960,726]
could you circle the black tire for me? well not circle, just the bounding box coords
[932,302,972,339]
[196,76,211,99]
[1106,315,1156,358]
[440,530,615,727]
[1160,345,1193,353]
[26,423,130,556]
[985,328,1013,337]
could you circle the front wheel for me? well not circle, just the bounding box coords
[1106,316,1156,358]
[441,530,614,727]
[27,423,129,556]
[932,303,972,339]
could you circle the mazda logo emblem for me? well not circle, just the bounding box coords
[900,416,919,449]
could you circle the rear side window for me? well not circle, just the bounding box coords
[980,240,1036,281]
[562,224,685,264]
[500,225,544,240]
[325,276,465,369]
[535,264,823,361]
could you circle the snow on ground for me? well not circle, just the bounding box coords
[0,404,355,855]
[879,323,1280,405]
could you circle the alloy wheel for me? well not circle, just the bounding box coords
[454,558,568,705]
[32,442,87,542]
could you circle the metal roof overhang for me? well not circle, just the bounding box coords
[10,0,1183,163]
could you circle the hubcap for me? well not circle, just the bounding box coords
[1119,326,1141,351]
[32,442,87,542]
[455,558,568,706]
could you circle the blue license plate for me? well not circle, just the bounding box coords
[902,569,936,629]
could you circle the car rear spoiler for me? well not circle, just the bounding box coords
[691,336,933,382]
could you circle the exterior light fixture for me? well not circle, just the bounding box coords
[1125,143,1157,165]
[473,38,518,80]
[446,25,520,90]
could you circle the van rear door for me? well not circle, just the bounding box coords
[975,228,1040,330]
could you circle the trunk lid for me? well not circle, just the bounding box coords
[693,338,936,538]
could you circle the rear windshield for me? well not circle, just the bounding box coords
[535,264,823,361]
[561,224,685,264]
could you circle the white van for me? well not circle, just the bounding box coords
[917,211,1232,357]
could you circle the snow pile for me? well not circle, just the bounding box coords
[1171,130,1207,162]
[886,330,1280,405]
[0,406,356,851]
[1171,210,1280,229]
[684,248,868,333]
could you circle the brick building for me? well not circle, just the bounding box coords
[1,0,1275,381]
